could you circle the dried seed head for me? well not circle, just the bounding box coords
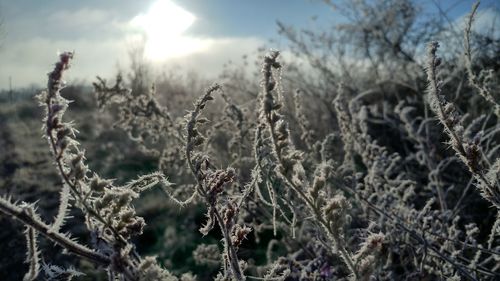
[89,175,112,192]
[231,225,252,247]
[322,194,351,232]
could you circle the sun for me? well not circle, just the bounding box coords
[131,0,206,61]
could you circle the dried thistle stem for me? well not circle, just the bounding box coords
[0,196,110,266]
[259,50,358,279]
[184,84,245,281]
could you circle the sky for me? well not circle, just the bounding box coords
[0,0,498,90]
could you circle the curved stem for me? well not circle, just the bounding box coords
[0,197,110,266]
[261,71,358,277]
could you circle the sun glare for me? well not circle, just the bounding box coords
[131,0,207,61]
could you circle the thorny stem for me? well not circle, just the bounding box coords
[43,53,143,271]
[185,85,245,281]
[464,1,500,116]
[0,197,110,266]
[45,77,137,256]
[266,114,358,278]
[261,51,358,278]
[213,208,245,281]
[426,42,499,206]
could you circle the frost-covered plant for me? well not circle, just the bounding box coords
[426,41,500,209]
[464,2,500,117]
[93,75,185,172]
[0,52,189,281]
[2,1,500,280]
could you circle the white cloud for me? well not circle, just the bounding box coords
[49,8,110,27]
[0,2,267,90]
[0,37,130,89]
[0,34,265,89]
[150,37,265,79]
[470,8,500,37]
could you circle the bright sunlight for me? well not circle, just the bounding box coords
[131,0,209,61]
